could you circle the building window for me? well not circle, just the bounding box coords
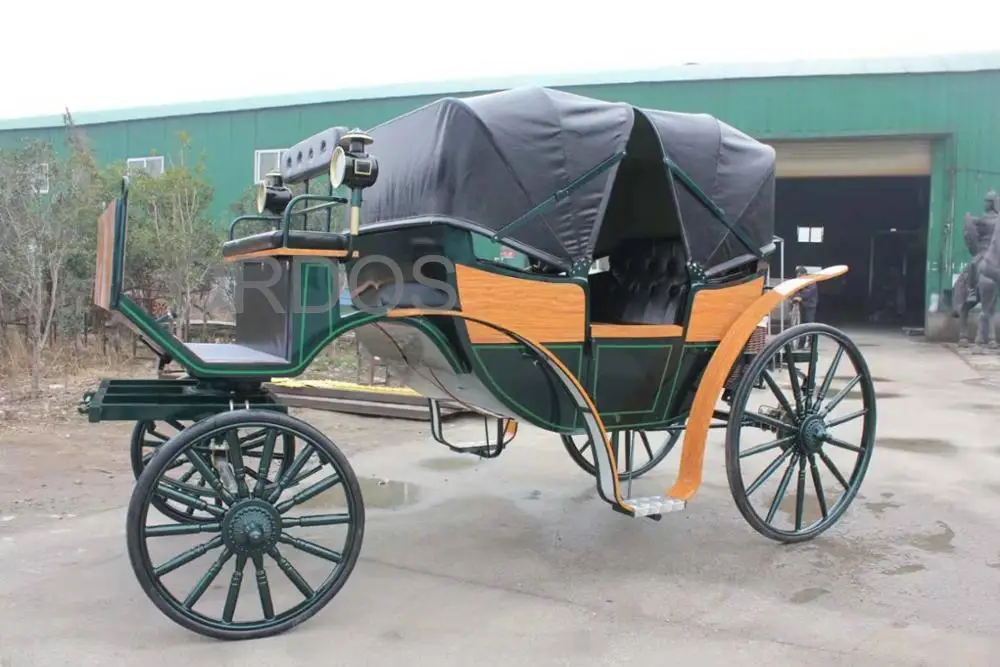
[254,149,286,182]
[31,162,49,194]
[127,156,165,178]
[796,226,824,243]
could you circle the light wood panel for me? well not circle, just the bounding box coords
[93,201,116,312]
[590,323,683,339]
[223,248,357,263]
[685,276,765,342]
[455,264,586,344]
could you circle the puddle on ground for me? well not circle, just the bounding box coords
[419,456,480,471]
[986,483,1000,497]
[778,493,825,527]
[299,477,421,509]
[789,587,829,604]
[876,437,957,456]
[967,403,1000,412]
[908,521,956,554]
[883,563,926,576]
[864,500,901,515]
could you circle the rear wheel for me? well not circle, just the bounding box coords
[725,323,876,543]
[561,427,682,481]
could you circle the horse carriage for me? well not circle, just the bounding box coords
[79,86,877,640]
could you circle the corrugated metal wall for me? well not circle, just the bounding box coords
[3,70,999,303]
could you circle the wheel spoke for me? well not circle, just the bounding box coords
[822,434,863,453]
[252,430,278,497]
[784,344,804,410]
[826,409,867,428]
[251,553,275,620]
[268,446,318,502]
[817,449,849,489]
[819,374,861,417]
[183,547,234,609]
[765,453,798,523]
[743,410,794,432]
[808,453,828,519]
[282,513,352,528]
[279,534,343,563]
[815,345,845,407]
[794,455,807,531]
[638,432,654,459]
[222,553,248,623]
[153,535,224,578]
[762,370,796,418]
[804,336,819,411]
[154,482,226,517]
[226,430,252,499]
[145,522,222,537]
[185,448,237,505]
[740,434,795,458]
[267,546,315,598]
[276,474,342,513]
[745,447,795,496]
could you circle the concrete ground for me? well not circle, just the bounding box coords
[2,328,1000,667]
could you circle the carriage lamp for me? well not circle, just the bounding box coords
[255,171,293,215]
[329,130,379,235]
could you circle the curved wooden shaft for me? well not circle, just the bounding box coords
[666,265,849,502]
[388,308,628,510]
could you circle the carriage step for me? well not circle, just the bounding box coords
[623,495,687,518]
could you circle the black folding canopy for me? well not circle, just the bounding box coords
[358,86,776,272]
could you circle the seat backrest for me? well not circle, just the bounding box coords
[604,239,689,324]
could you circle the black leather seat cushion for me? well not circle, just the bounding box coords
[590,239,689,324]
[373,283,451,309]
[222,230,350,258]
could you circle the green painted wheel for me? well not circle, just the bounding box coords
[725,323,876,543]
[130,418,295,525]
[561,427,682,481]
[127,409,364,640]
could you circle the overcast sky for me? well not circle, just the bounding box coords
[2,0,993,119]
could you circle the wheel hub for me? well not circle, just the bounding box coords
[798,415,827,453]
[222,498,281,555]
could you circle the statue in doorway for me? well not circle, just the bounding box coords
[953,189,1000,349]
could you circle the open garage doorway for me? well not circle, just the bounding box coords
[774,176,929,328]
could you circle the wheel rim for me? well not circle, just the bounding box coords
[562,427,681,481]
[726,324,876,542]
[131,418,295,525]
[128,411,362,637]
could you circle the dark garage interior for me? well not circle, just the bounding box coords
[773,175,929,328]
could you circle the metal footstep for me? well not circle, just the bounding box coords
[623,495,688,519]
[428,399,518,458]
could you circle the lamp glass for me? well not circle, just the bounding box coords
[330,146,347,188]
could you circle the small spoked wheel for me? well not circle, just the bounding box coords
[725,322,876,543]
[562,427,682,481]
[130,417,295,525]
[127,410,365,640]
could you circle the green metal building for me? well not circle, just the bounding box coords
[2,51,999,337]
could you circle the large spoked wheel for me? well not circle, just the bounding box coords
[725,322,876,543]
[130,417,296,525]
[127,410,365,640]
[561,427,682,481]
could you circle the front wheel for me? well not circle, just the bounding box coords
[725,323,876,543]
[127,410,365,640]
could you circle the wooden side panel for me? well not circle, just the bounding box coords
[93,201,116,312]
[590,324,682,339]
[685,276,765,342]
[455,264,586,344]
